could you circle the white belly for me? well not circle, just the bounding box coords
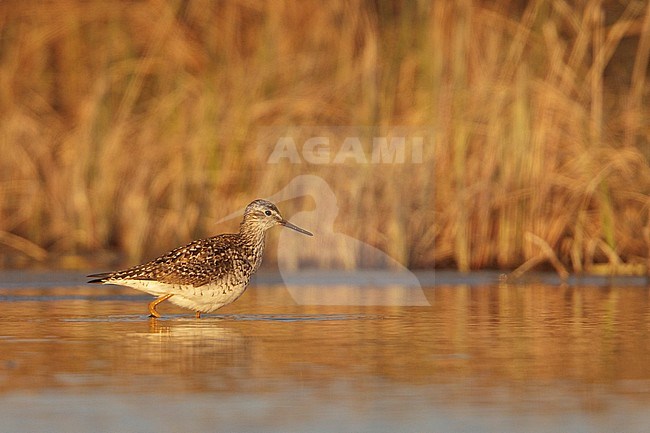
[106,279,249,313]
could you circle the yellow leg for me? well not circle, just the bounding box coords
[195,311,201,319]
[148,294,173,318]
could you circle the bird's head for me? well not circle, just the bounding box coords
[243,199,313,236]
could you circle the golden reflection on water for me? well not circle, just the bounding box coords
[1,284,649,387]
[1,282,650,431]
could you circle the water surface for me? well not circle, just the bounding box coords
[0,272,649,432]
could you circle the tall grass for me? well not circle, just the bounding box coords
[0,0,649,273]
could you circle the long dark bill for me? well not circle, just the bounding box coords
[281,220,313,236]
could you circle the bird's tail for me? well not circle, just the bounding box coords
[86,272,112,284]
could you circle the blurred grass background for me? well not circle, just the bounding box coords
[0,0,649,273]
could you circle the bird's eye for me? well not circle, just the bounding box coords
[265,210,272,216]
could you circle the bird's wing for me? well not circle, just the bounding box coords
[98,235,253,287]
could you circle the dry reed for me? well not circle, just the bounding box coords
[0,0,649,273]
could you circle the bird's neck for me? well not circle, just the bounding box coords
[238,221,267,268]
[239,220,267,241]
